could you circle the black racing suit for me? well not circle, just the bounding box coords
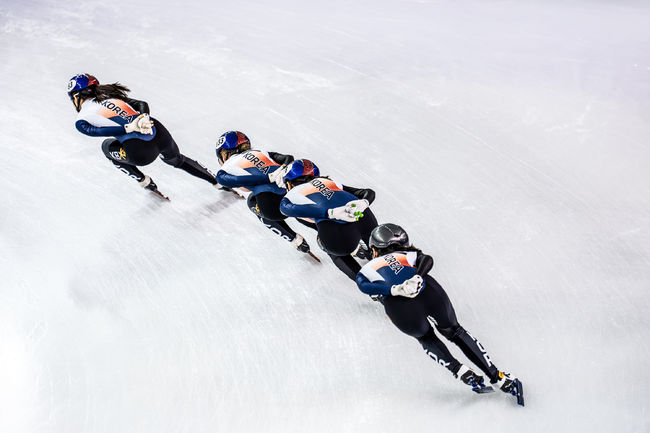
[382,252,500,382]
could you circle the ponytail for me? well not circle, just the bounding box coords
[401,245,423,254]
[92,82,131,102]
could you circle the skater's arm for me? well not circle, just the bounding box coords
[280,198,328,220]
[126,98,150,115]
[355,273,391,296]
[75,120,126,137]
[268,152,294,166]
[216,170,269,187]
[342,185,376,204]
[415,253,434,276]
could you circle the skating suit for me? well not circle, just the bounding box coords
[75,98,156,142]
[280,178,358,224]
[356,251,423,296]
[216,150,286,196]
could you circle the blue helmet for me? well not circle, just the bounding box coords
[216,131,250,151]
[283,159,320,183]
[216,131,251,164]
[67,73,99,99]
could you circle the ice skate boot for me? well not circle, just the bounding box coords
[139,175,169,200]
[492,371,524,406]
[454,365,494,394]
[352,240,370,260]
[291,234,310,253]
[139,175,157,191]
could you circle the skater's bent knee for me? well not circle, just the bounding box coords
[247,194,262,216]
[101,138,118,158]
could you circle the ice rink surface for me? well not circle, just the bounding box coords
[1,0,649,432]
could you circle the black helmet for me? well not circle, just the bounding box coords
[369,223,409,251]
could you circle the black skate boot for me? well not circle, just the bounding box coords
[454,365,494,394]
[139,175,169,200]
[352,240,370,260]
[139,175,158,192]
[492,371,524,406]
[291,234,310,253]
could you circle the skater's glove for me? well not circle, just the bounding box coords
[270,164,292,188]
[137,114,154,134]
[327,199,369,222]
[125,113,154,135]
[268,164,288,187]
[390,275,423,298]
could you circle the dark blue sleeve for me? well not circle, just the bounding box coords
[355,273,392,296]
[216,170,269,187]
[280,198,328,219]
[75,120,125,137]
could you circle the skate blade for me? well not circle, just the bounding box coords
[151,190,170,201]
[473,385,495,394]
[513,379,524,406]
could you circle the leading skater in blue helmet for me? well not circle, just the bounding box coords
[356,223,524,405]
[68,73,219,196]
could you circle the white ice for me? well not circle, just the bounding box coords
[1,0,649,432]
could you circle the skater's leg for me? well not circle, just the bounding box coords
[328,254,361,280]
[154,120,218,185]
[315,220,364,279]
[422,275,500,381]
[385,294,489,391]
[248,193,310,252]
[326,214,375,261]
[101,138,146,182]
[316,220,361,256]
[247,193,297,241]
[162,152,218,185]
[384,296,462,374]
[254,192,294,222]
[438,324,500,382]
[417,327,462,374]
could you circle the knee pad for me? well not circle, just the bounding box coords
[437,324,463,340]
